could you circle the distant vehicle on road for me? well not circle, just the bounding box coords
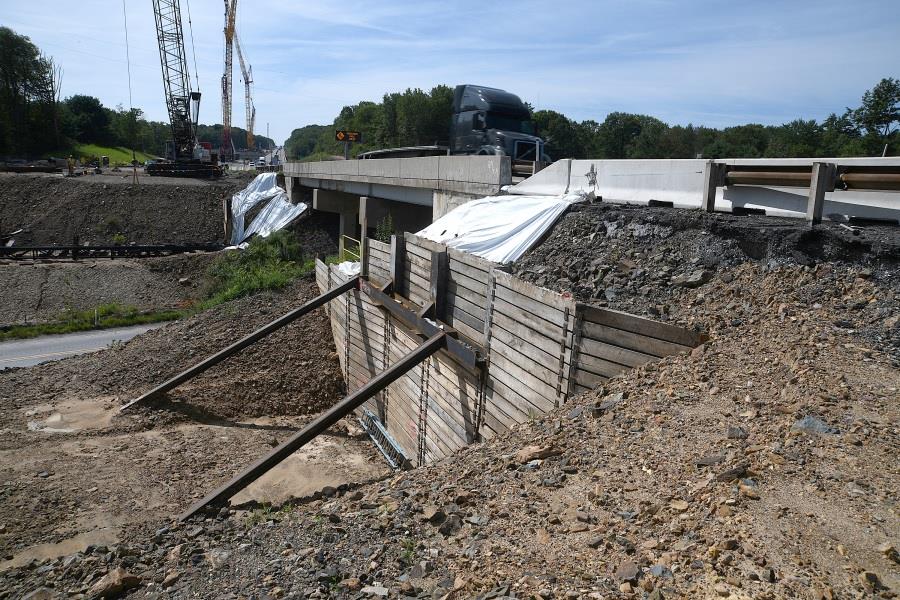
[359,84,549,165]
[255,158,266,167]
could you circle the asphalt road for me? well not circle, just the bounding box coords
[0,324,165,370]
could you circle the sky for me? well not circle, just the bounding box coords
[4,0,900,145]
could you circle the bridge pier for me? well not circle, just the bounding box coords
[313,189,360,247]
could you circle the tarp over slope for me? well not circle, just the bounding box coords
[417,193,585,264]
[230,173,307,245]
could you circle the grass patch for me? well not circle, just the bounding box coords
[1,232,337,342]
[45,144,157,166]
[201,231,319,308]
[0,304,182,342]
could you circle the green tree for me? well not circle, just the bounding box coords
[532,109,586,159]
[0,27,57,156]
[853,78,900,139]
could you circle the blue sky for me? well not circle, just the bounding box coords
[4,0,899,144]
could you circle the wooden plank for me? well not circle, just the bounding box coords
[493,270,573,313]
[447,305,485,337]
[448,318,484,346]
[404,242,433,262]
[491,297,564,344]
[447,246,496,269]
[578,305,704,348]
[485,377,541,425]
[448,269,488,297]
[575,369,608,390]
[489,335,564,390]
[493,284,567,328]
[489,321,558,369]
[426,397,471,446]
[446,285,487,317]
[448,248,494,274]
[575,353,629,379]
[404,233,446,254]
[487,353,557,412]
[581,321,692,358]
[406,268,430,293]
[390,235,406,298]
[489,314,575,375]
[446,280,488,311]
[449,261,491,287]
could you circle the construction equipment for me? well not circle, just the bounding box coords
[235,35,255,151]
[220,0,236,162]
[359,84,549,176]
[148,0,222,178]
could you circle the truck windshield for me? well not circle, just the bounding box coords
[486,113,535,135]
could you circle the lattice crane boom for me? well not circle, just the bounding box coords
[221,0,237,160]
[151,0,199,160]
[235,35,255,151]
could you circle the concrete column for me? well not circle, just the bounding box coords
[284,176,303,204]
[806,162,836,225]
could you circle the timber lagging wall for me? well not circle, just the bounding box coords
[316,234,704,466]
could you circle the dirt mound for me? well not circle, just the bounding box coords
[0,277,344,428]
[4,261,894,599]
[0,173,249,245]
[0,252,217,325]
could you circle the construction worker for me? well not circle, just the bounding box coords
[66,155,74,176]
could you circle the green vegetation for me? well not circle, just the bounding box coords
[0,304,182,342]
[59,143,157,165]
[285,79,900,161]
[201,231,316,308]
[374,214,395,244]
[0,26,274,159]
[1,233,333,342]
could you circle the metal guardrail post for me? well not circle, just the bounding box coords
[807,162,837,225]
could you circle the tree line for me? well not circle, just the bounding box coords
[0,27,272,161]
[286,79,899,161]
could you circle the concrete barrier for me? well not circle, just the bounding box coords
[512,157,900,222]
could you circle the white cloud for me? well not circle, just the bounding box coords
[5,0,899,143]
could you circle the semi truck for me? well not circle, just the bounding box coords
[359,84,549,171]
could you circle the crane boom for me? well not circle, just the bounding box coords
[151,0,197,160]
[235,35,255,150]
[149,0,221,177]
[221,0,236,161]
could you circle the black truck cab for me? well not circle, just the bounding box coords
[450,84,548,162]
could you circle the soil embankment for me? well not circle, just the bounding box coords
[0,203,897,599]
[0,172,251,246]
[0,253,217,325]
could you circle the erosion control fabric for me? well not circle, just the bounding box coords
[230,173,308,245]
[417,193,585,264]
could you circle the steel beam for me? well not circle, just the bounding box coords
[121,277,359,411]
[359,279,483,373]
[179,331,447,520]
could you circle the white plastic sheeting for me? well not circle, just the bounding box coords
[337,261,361,277]
[416,193,585,264]
[230,173,307,245]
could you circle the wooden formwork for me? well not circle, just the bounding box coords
[316,234,705,466]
